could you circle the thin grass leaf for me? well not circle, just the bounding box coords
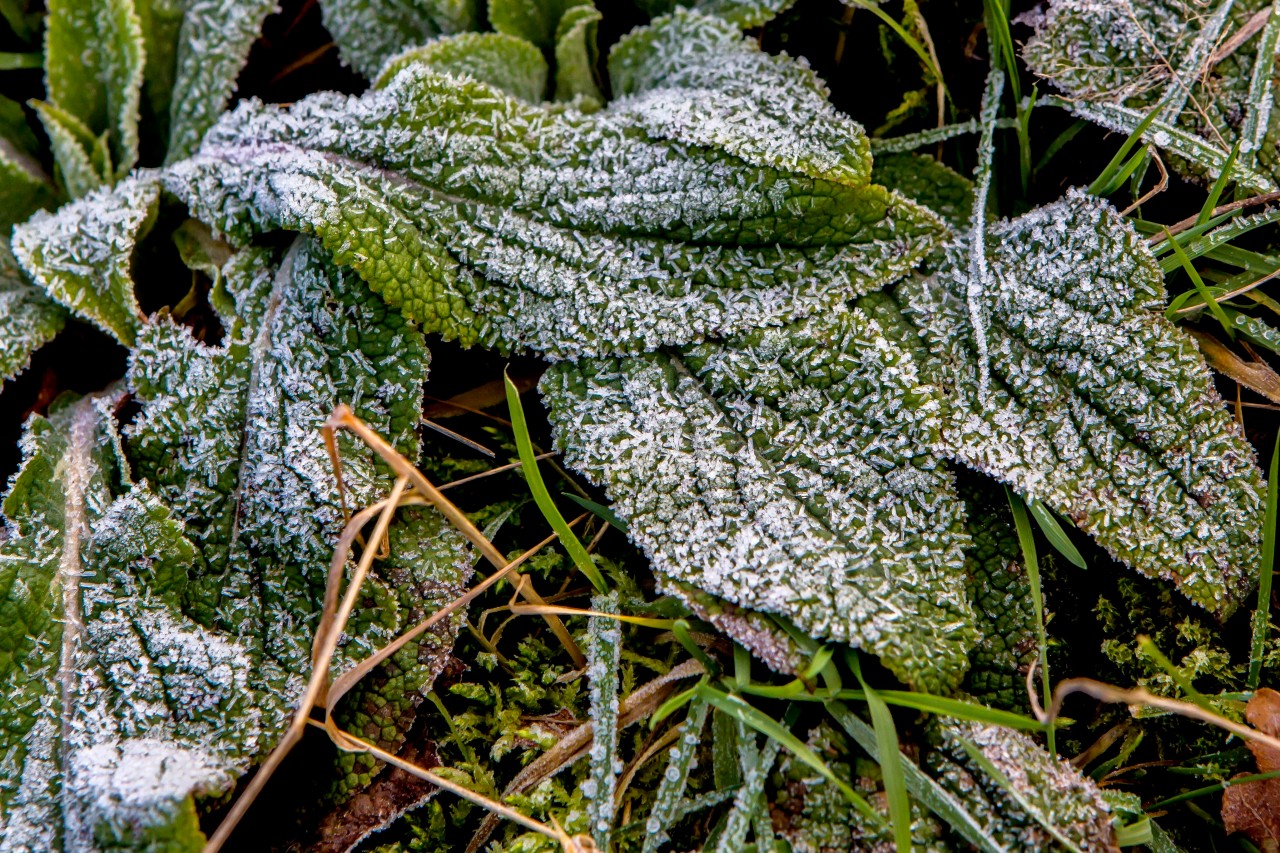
[642,699,709,853]
[1027,498,1086,569]
[713,708,743,791]
[1136,635,1214,711]
[854,690,1048,732]
[1166,227,1236,336]
[1007,489,1054,754]
[715,706,792,853]
[1198,141,1242,228]
[506,371,607,593]
[561,492,628,534]
[826,701,1010,853]
[696,684,881,822]
[1240,4,1280,171]
[849,653,912,853]
[967,64,1004,397]
[585,590,623,849]
[1249,429,1280,689]
[1087,101,1165,197]
[843,0,947,101]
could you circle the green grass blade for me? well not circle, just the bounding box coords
[827,701,1011,853]
[1007,488,1055,755]
[696,684,883,823]
[1249,429,1280,690]
[505,371,607,592]
[1136,635,1213,711]
[1197,141,1241,228]
[561,492,628,533]
[1027,499,1086,569]
[867,690,1049,732]
[1164,227,1235,337]
[845,0,948,101]
[1087,101,1164,197]
[642,699,709,853]
[849,653,912,853]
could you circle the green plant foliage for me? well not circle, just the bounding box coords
[893,190,1265,616]
[160,11,942,358]
[0,243,65,383]
[541,304,977,692]
[377,32,550,102]
[1023,0,1280,185]
[321,0,479,79]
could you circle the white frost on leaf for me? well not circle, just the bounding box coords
[160,12,943,359]
[896,189,1265,615]
[541,305,977,691]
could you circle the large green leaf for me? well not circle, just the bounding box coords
[928,720,1117,851]
[377,32,549,102]
[162,10,943,359]
[541,304,977,692]
[890,190,1265,616]
[320,0,479,79]
[0,393,263,850]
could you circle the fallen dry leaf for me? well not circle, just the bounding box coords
[1222,688,1280,850]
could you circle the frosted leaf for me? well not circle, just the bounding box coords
[0,394,265,850]
[893,190,1265,616]
[632,0,797,28]
[42,0,145,194]
[871,152,974,232]
[541,305,977,691]
[1023,0,1280,184]
[320,0,478,79]
[163,23,942,359]
[377,32,549,103]
[0,242,65,383]
[126,237,472,791]
[553,5,602,104]
[164,0,279,163]
[11,175,159,346]
[928,719,1116,851]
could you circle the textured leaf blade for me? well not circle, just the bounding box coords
[0,394,263,851]
[894,190,1265,615]
[377,32,549,102]
[43,0,145,188]
[164,26,943,359]
[320,0,478,79]
[553,4,602,103]
[164,0,277,163]
[0,242,66,383]
[11,176,159,346]
[541,305,977,691]
[126,236,472,791]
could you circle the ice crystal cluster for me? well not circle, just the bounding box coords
[0,0,1271,848]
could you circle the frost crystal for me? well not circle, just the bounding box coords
[161,10,943,359]
[895,190,1265,615]
[541,305,977,691]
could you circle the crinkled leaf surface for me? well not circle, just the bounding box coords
[0,242,65,383]
[42,0,145,192]
[127,235,469,705]
[163,0,278,163]
[541,304,976,692]
[377,32,549,103]
[0,393,263,851]
[929,719,1117,851]
[320,0,478,79]
[163,11,942,359]
[11,175,158,346]
[1023,0,1280,184]
[633,0,797,28]
[488,0,590,50]
[891,190,1264,616]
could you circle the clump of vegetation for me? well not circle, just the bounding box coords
[2,0,1280,850]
